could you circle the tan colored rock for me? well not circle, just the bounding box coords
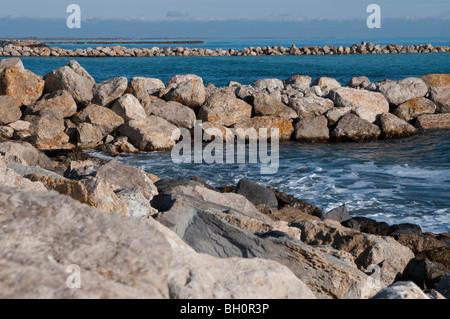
[294,115,329,141]
[415,113,450,129]
[293,219,415,287]
[126,77,165,106]
[284,75,312,91]
[233,116,294,141]
[429,86,450,113]
[199,121,235,142]
[92,76,128,106]
[0,126,14,139]
[253,91,297,119]
[330,87,389,123]
[0,66,44,106]
[332,113,381,142]
[313,77,342,90]
[111,94,147,122]
[151,101,196,129]
[324,106,352,125]
[26,90,77,118]
[371,281,429,299]
[34,132,73,150]
[0,141,53,167]
[23,113,65,140]
[8,120,31,131]
[119,119,177,151]
[0,95,21,125]
[253,78,284,89]
[379,113,417,139]
[420,74,450,88]
[165,78,206,111]
[0,155,47,191]
[372,78,428,106]
[0,58,24,73]
[74,104,125,135]
[198,92,252,127]
[76,122,105,148]
[394,97,436,122]
[272,207,321,223]
[167,74,202,87]
[289,95,334,118]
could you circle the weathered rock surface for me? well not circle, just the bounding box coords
[233,116,294,141]
[253,78,284,89]
[371,78,428,106]
[199,121,235,142]
[420,74,450,88]
[165,78,206,111]
[0,58,24,73]
[394,97,437,122]
[324,106,353,125]
[92,76,128,106]
[44,60,95,105]
[332,113,381,142]
[0,95,21,125]
[329,87,389,123]
[111,94,147,122]
[26,90,77,118]
[346,76,371,89]
[415,113,450,129]
[150,101,196,129]
[76,122,105,148]
[293,219,415,287]
[126,77,165,106]
[235,178,279,210]
[0,141,53,167]
[436,273,450,299]
[23,113,65,141]
[74,104,125,135]
[289,95,334,119]
[379,113,417,139]
[284,75,311,91]
[294,115,329,142]
[429,86,450,113]
[119,119,177,151]
[0,66,44,106]
[313,77,342,91]
[198,92,252,127]
[252,91,297,119]
[0,156,47,191]
[371,281,430,299]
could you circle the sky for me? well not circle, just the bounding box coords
[2,0,449,21]
[0,0,449,38]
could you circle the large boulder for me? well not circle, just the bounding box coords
[235,178,279,211]
[371,281,429,299]
[23,113,65,141]
[198,92,252,127]
[0,58,24,73]
[154,195,378,299]
[379,113,417,139]
[119,119,177,151]
[74,104,125,136]
[252,91,297,119]
[253,78,284,89]
[371,78,428,106]
[111,94,147,122]
[92,76,128,106]
[394,97,437,122]
[96,160,158,201]
[324,107,353,125]
[0,66,44,106]
[312,77,341,91]
[233,116,294,141]
[164,78,206,111]
[329,87,389,123]
[150,101,196,129]
[0,156,47,192]
[167,74,202,87]
[126,77,165,106]
[429,86,450,113]
[289,95,334,118]
[75,122,105,148]
[293,219,415,287]
[331,113,381,142]
[415,113,450,129]
[419,74,450,88]
[0,141,53,167]
[26,90,77,118]
[294,115,329,142]
[44,60,95,105]
[0,95,21,125]
[346,76,371,90]
[284,75,312,91]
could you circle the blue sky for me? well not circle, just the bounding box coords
[2,0,450,21]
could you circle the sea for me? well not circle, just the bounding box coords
[3,37,450,232]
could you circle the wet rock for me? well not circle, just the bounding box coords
[44,60,95,105]
[371,281,429,299]
[92,76,128,106]
[332,113,381,142]
[402,258,448,290]
[252,91,297,119]
[198,92,252,127]
[235,178,279,211]
[394,97,437,122]
[0,95,21,125]
[325,205,351,222]
[294,115,329,142]
[111,94,147,122]
[0,66,44,106]
[379,113,417,139]
[415,113,450,129]
[289,95,334,119]
[268,186,320,215]
[371,78,428,106]
[353,217,392,236]
[329,87,389,123]
[233,116,294,141]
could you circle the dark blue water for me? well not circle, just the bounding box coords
[12,52,450,87]
[93,130,450,233]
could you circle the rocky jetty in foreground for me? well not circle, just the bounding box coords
[0,57,449,299]
[1,39,449,57]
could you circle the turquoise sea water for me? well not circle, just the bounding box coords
[2,38,449,232]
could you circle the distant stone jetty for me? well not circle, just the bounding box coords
[0,39,449,57]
